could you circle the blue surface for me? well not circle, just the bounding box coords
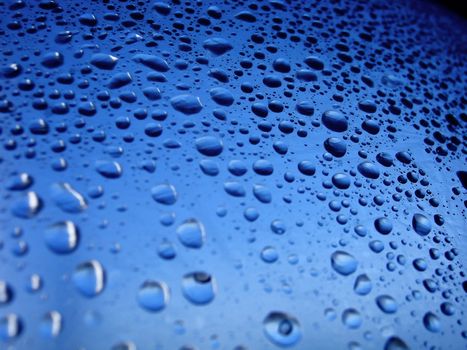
[0,0,466,349]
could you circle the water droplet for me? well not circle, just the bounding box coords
[203,37,233,56]
[353,274,372,295]
[271,220,286,235]
[376,295,398,314]
[132,54,169,72]
[73,260,105,297]
[324,137,346,157]
[151,184,178,205]
[384,337,410,350]
[253,184,272,203]
[412,213,431,236]
[51,183,87,213]
[322,110,348,132]
[170,94,203,115]
[342,308,362,329]
[263,312,301,347]
[90,53,118,70]
[181,272,216,305]
[137,280,170,312]
[95,160,123,179]
[261,246,279,263]
[357,161,380,179]
[423,312,441,333]
[12,191,42,218]
[176,219,206,249]
[0,281,14,305]
[40,311,62,338]
[112,341,137,350]
[6,173,33,191]
[332,173,351,189]
[253,159,274,175]
[331,251,358,276]
[210,87,234,106]
[44,221,79,254]
[374,217,393,235]
[0,314,22,341]
[195,136,223,156]
[298,161,316,176]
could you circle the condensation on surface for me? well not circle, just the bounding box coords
[0,0,466,349]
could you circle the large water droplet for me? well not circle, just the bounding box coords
[0,314,22,341]
[353,274,372,295]
[181,272,216,305]
[195,136,223,156]
[263,312,301,347]
[44,221,79,254]
[137,280,170,312]
[331,251,358,276]
[40,311,62,338]
[73,260,105,297]
[203,37,233,56]
[51,183,87,213]
[423,312,441,333]
[342,308,362,329]
[11,191,42,218]
[0,280,13,305]
[170,94,203,115]
[384,337,410,350]
[322,110,348,132]
[151,184,178,205]
[95,160,123,179]
[176,219,206,249]
[376,295,398,314]
[412,213,431,236]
